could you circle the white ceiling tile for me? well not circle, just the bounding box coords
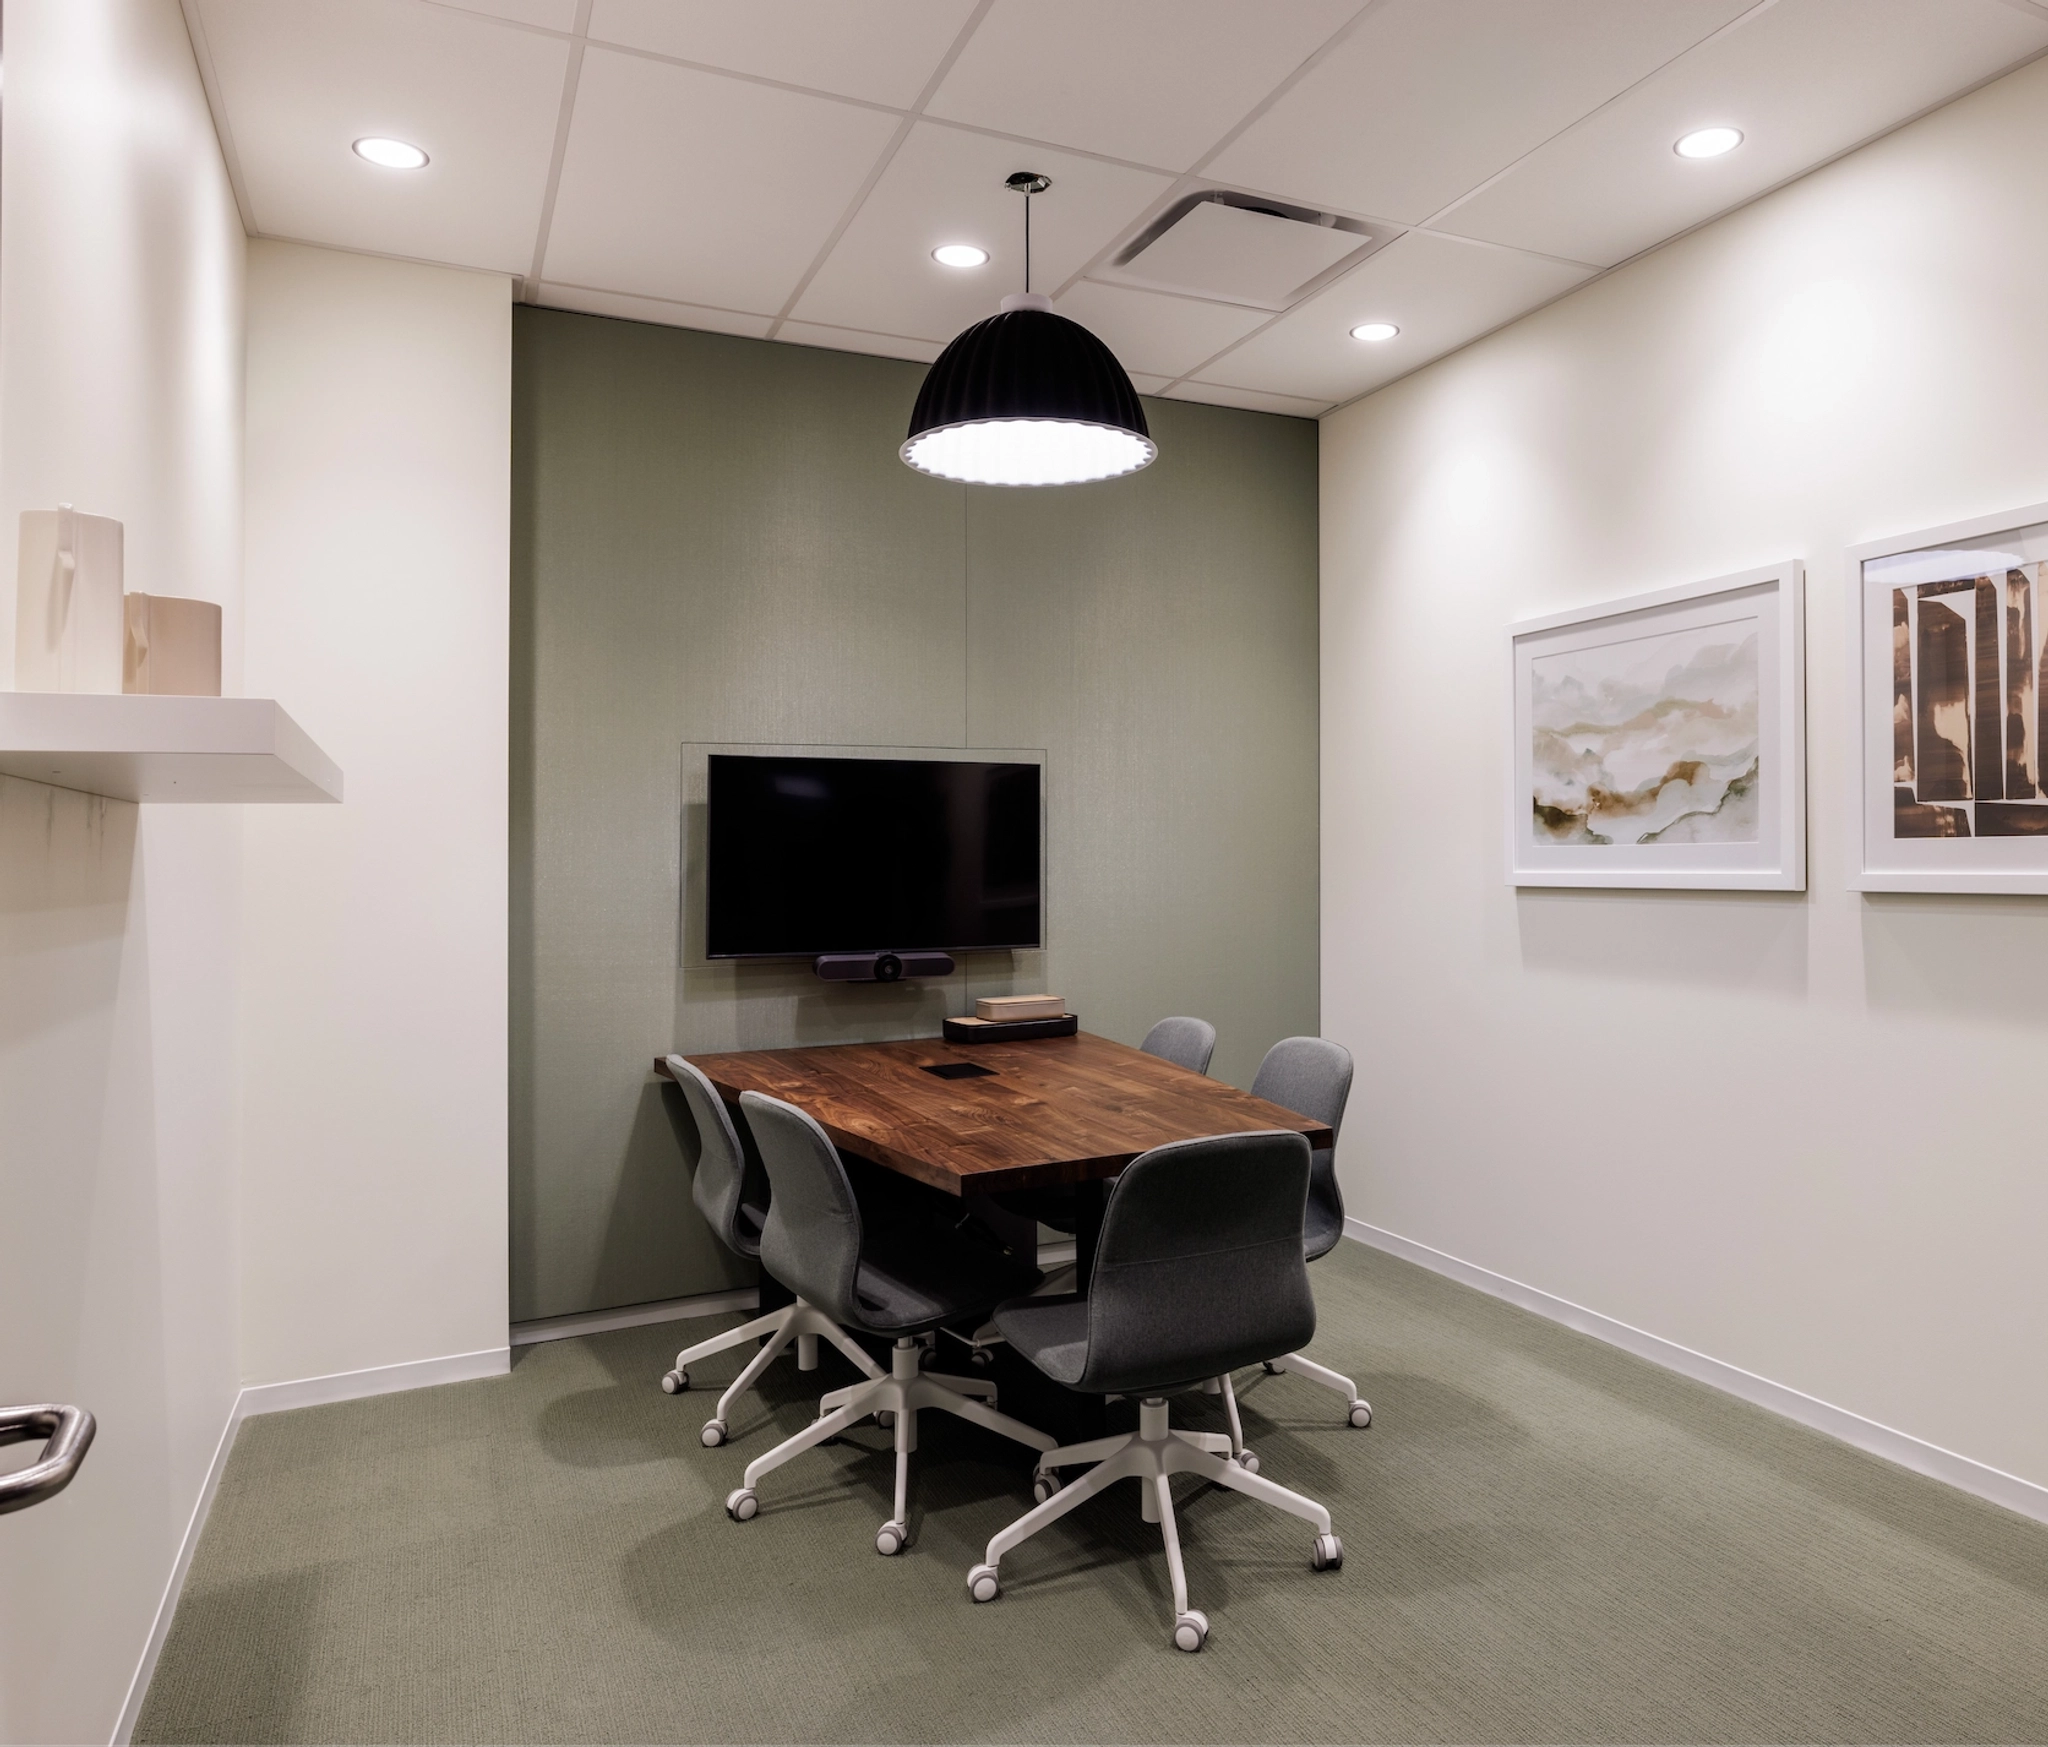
[1208,0,1754,225]
[1200,230,1594,403]
[542,48,902,315]
[1129,373,1177,396]
[925,0,1359,172]
[1051,281,1271,380]
[1439,0,2048,267]
[588,0,978,107]
[788,123,1171,341]
[196,0,569,273]
[431,0,580,30]
[775,322,943,364]
[1165,382,1331,418]
[534,283,774,339]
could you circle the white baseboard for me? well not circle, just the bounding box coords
[112,1393,244,1746]
[510,1287,759,1346]
[1346,1218,2048,1528]
[112,1343,512,1744]
[236,1345,510,1418]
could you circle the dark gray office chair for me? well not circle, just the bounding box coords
[723,1090,1057,1555]
[1217,1037,1368,1466]
[966,1131,1343,1653]
[658,1056,882,1447]
[1139,1014,1217,1075]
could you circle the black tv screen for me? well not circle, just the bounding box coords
[705,754,1042,958]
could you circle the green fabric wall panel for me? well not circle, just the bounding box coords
[512,307,1318,1321]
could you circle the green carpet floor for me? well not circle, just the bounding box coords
[136,1243,2048,1743]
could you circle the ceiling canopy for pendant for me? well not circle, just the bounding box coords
[902,174,1155,488]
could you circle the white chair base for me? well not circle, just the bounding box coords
[1231,1352,1373,1447]
[966,1396,1342,1651]
[724,1337,1056,1553]
[663,1298,884,1447]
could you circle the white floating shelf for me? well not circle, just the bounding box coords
[0,693,342,803]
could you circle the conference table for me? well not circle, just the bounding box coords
[655,1029,1334,1288]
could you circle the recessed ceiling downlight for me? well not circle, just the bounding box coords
[1349,321,1399,342]
[1674,126,1742,159]
[353,136,429,170]
[932,244,989,268]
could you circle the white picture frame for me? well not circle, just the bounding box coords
[1507,562,1805,890]
[1849,502,2048,893]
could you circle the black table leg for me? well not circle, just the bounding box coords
[1070,1178,1109,1439]
[1073,1178,1107,1293]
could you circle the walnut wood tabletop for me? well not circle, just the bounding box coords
[653,1030,1333,1199]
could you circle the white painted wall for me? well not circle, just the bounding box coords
[238,240,511,1389]
[0,0,247,1741]
[1322,53,2048,1496]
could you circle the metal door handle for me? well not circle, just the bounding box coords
[0,1405,96,1515]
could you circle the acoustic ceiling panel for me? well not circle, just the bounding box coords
[534,283,774,339]
[787,122,1170,342]
[1050,280,1272,381]
[924,0,1360,172]
[1208,0,1754,227]
[196,0,569,273]
[1164,381,1333,419]
[1438,0,2048,267]
[543,47,901,315]
[586,0,979,109]
[1199,229,1595,404]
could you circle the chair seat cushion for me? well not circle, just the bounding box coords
[989,1293,1091,1387]
[849,1225,1042,1337]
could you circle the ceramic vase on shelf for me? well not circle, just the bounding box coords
[13,505,125,693]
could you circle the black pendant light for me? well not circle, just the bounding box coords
[902,173,1156,487]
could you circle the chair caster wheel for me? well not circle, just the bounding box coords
[876,1409,896,1429]
[1262,1360,1280,1374]
[700,1419,728,1447]
[1311,1533,1344,1571]
[1172,1610,1209,1653]
[970,1348,993,1369]
[1348,1400,1373,1429]
[967,1563,1001,1602]
[661,1369,687,1394]
[1235,1448,1260,1475]
[1031,1468,1061,1504]
[725,1487,758,1522]
[876,1519,908,1556]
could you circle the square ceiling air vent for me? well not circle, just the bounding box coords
[1100,192,1389,312]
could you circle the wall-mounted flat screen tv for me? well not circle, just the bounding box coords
[705,753,1042,958]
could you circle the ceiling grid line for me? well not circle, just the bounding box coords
[1416,0,1783,232]
[522,0,594,303]
[763,0,999,338]
[1157,0,1789,402]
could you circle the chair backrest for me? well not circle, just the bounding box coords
[1140,1015,1217,1076]
[739,1090,863,1325]
[1252,1036,1353,1244]
[1076,1130,1315,1396]
[661,1056,769,1257]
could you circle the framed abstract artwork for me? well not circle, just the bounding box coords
[1507,562,1805,890]
[1850,503,2048,892]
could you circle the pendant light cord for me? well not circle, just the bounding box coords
[1024,192,1032,295]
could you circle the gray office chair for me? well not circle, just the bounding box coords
[1139,1015,1217,1075]
[723,1090,1057,1554]
[966,1130,1342,1652]
[1217,1036,1368,1467]
[658,1056,883,1446]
